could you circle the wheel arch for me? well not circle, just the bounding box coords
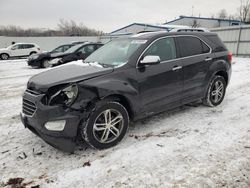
[0,52,10,57]
[214,70,228,86]
[101,94,135,120]
[30,51,37,55]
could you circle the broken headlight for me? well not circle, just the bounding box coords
[48,84,78,106]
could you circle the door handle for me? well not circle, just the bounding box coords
[172,66,182,71]
[205,57,213,62]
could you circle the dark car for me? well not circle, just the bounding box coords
[44,42,103,68]
[21,32,232,152]
[27,44,75,68]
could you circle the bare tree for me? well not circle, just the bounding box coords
[217,9,228,19]
[0,19,103,37]
[239,0,250,22]
[191,20,200,28]
[57,19,103,36]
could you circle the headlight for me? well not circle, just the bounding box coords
[48,84,78,106]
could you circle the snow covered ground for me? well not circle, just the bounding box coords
[0,58,250,188]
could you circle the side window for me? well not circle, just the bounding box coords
[207,35,227,52]
[53,46,64,53]
[63,45,71,52]
[177,36,209,57]
[202,42,210,53]
[23,44,34,49]
[77,45,95,54]
[143,38,176,62]
[11,45,19,50]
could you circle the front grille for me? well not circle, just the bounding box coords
[23,98,37,116]
[26,89,41,96]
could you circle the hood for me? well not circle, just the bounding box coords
[51,52,70,58]
[0,47,8,52]
[28,63,113,92]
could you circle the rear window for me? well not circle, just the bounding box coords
[177,36,210,57]
[206,35,227,52]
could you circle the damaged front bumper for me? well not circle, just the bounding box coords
[20,90,82,153]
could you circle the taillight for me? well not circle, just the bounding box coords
[228,52,232,63]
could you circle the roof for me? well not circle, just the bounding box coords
[110,23,171,34]
[128,31,215,40]
[165,15,242,25]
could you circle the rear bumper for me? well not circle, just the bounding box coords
[20,91,82,153]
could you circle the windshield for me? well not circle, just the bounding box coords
[63,44,82,53]
[84,39,146,67]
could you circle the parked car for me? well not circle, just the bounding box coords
[45,42,103,68]
[20,32,232,152]
[27,44,75,68]
[0,43,40,60]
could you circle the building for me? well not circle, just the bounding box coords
[109,16,243,36]
[109,23,172,36]
[165,15,242,28]
[109,23,192,36]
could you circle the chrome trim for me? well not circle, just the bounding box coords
[205,57,213,62]
[25,89,41,96]
[136,35,212,68]
[172,66,182,71]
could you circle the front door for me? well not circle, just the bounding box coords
[137,37,183,114]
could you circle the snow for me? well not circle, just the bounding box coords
[0,58,250,188]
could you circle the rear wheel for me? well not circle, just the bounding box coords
[203,75,226,107]
[0,53,9,60]
[80,100,129,149]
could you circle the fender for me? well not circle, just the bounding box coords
[202,57,230,97]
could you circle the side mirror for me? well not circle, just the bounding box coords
[140,55,160,65]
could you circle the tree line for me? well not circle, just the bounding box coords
[0,19,103,37]
[215,0,250,22]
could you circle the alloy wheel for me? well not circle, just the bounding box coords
[93,109,124,144]
[1,54,9,60]
[211,80,224,103]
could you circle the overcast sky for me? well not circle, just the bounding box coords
[0,0,240,33]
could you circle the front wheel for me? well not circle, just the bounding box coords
[0,53,9,60]
[81,100,129,149]
[203,75,226,107]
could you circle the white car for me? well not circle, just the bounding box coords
[0,43,41,60]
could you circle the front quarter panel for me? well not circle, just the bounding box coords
[75,67,140,118]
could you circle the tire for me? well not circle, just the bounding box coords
[80,100,129,149]
[0,53,9,60]
[42,59,52,68]
[203,75,226,107]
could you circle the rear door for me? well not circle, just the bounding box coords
[137,37,183,113]
[22,44,35,56]
[176,36,213,104]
